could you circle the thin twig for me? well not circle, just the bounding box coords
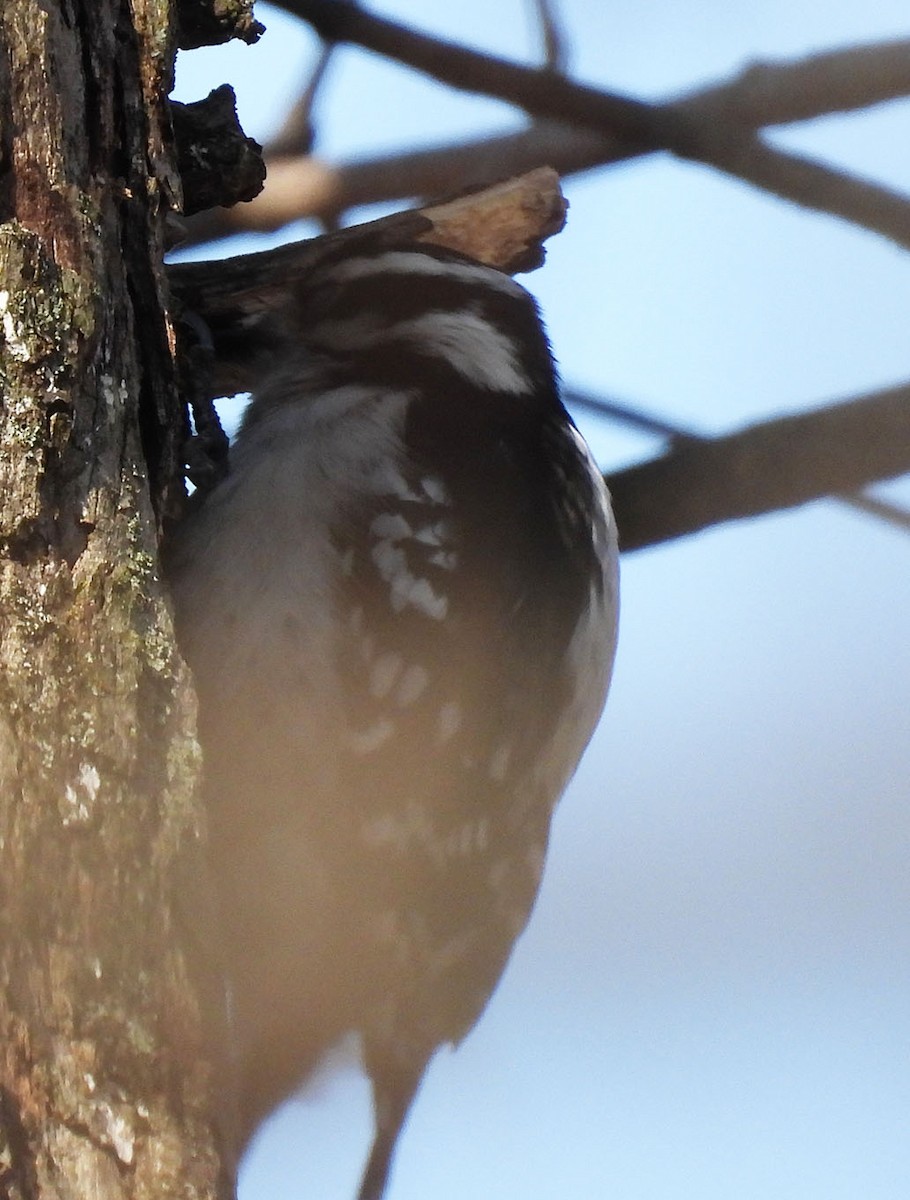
[563,387,699,444]
[532,0,568,73]
[267,40,336,157]
[275,0,679,143]
[838,489,910,533]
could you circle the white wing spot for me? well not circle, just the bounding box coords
[371,539,405,580]
[395,664,429,707]
[362,814,399,847]
[413,521,449,547]
[489,861,510,890]
[366,465,424,503]
[350,719,395,754]
[370,652,403,699]
[362,798,436,851]
[371,541,448,619]
[396,577,447,619]
[436,701,462,744]
[370,513,412,540]
[526,841,546,885]
[451,817,487,855]
[421,476,448,504]
[428,549,457,570]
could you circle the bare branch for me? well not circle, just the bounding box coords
[563,387,702,444]
[184,116,910,254]
[565,386,910,532]
[279,3,910,133]
[180,23,910,244]
[608,382,910,551]
[692,137,910,252]
[261,4,910,251]
[678,38,910,127]
[258,0,671,141]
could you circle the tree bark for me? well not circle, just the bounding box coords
[0,3,223,1196]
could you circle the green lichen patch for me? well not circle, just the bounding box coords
[0,221,96,384]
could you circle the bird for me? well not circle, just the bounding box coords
[166,239,619,1200]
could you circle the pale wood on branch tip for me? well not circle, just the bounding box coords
[414,167,568,272]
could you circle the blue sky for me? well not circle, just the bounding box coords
[174,4,910,1196]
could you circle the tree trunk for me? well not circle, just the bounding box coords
[0,3,223,1196]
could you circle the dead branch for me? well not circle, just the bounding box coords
[171,85,265,215]
[406,168,566,270]
[176,0,264,49]
[181,124,604,242]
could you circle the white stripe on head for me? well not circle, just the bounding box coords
[392,310,531,394]
[308,309,531,395]
[320,250,528,299]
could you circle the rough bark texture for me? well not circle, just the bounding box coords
[0,3,223,1197]
[171,86,265,217]
[176,0,264,50]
